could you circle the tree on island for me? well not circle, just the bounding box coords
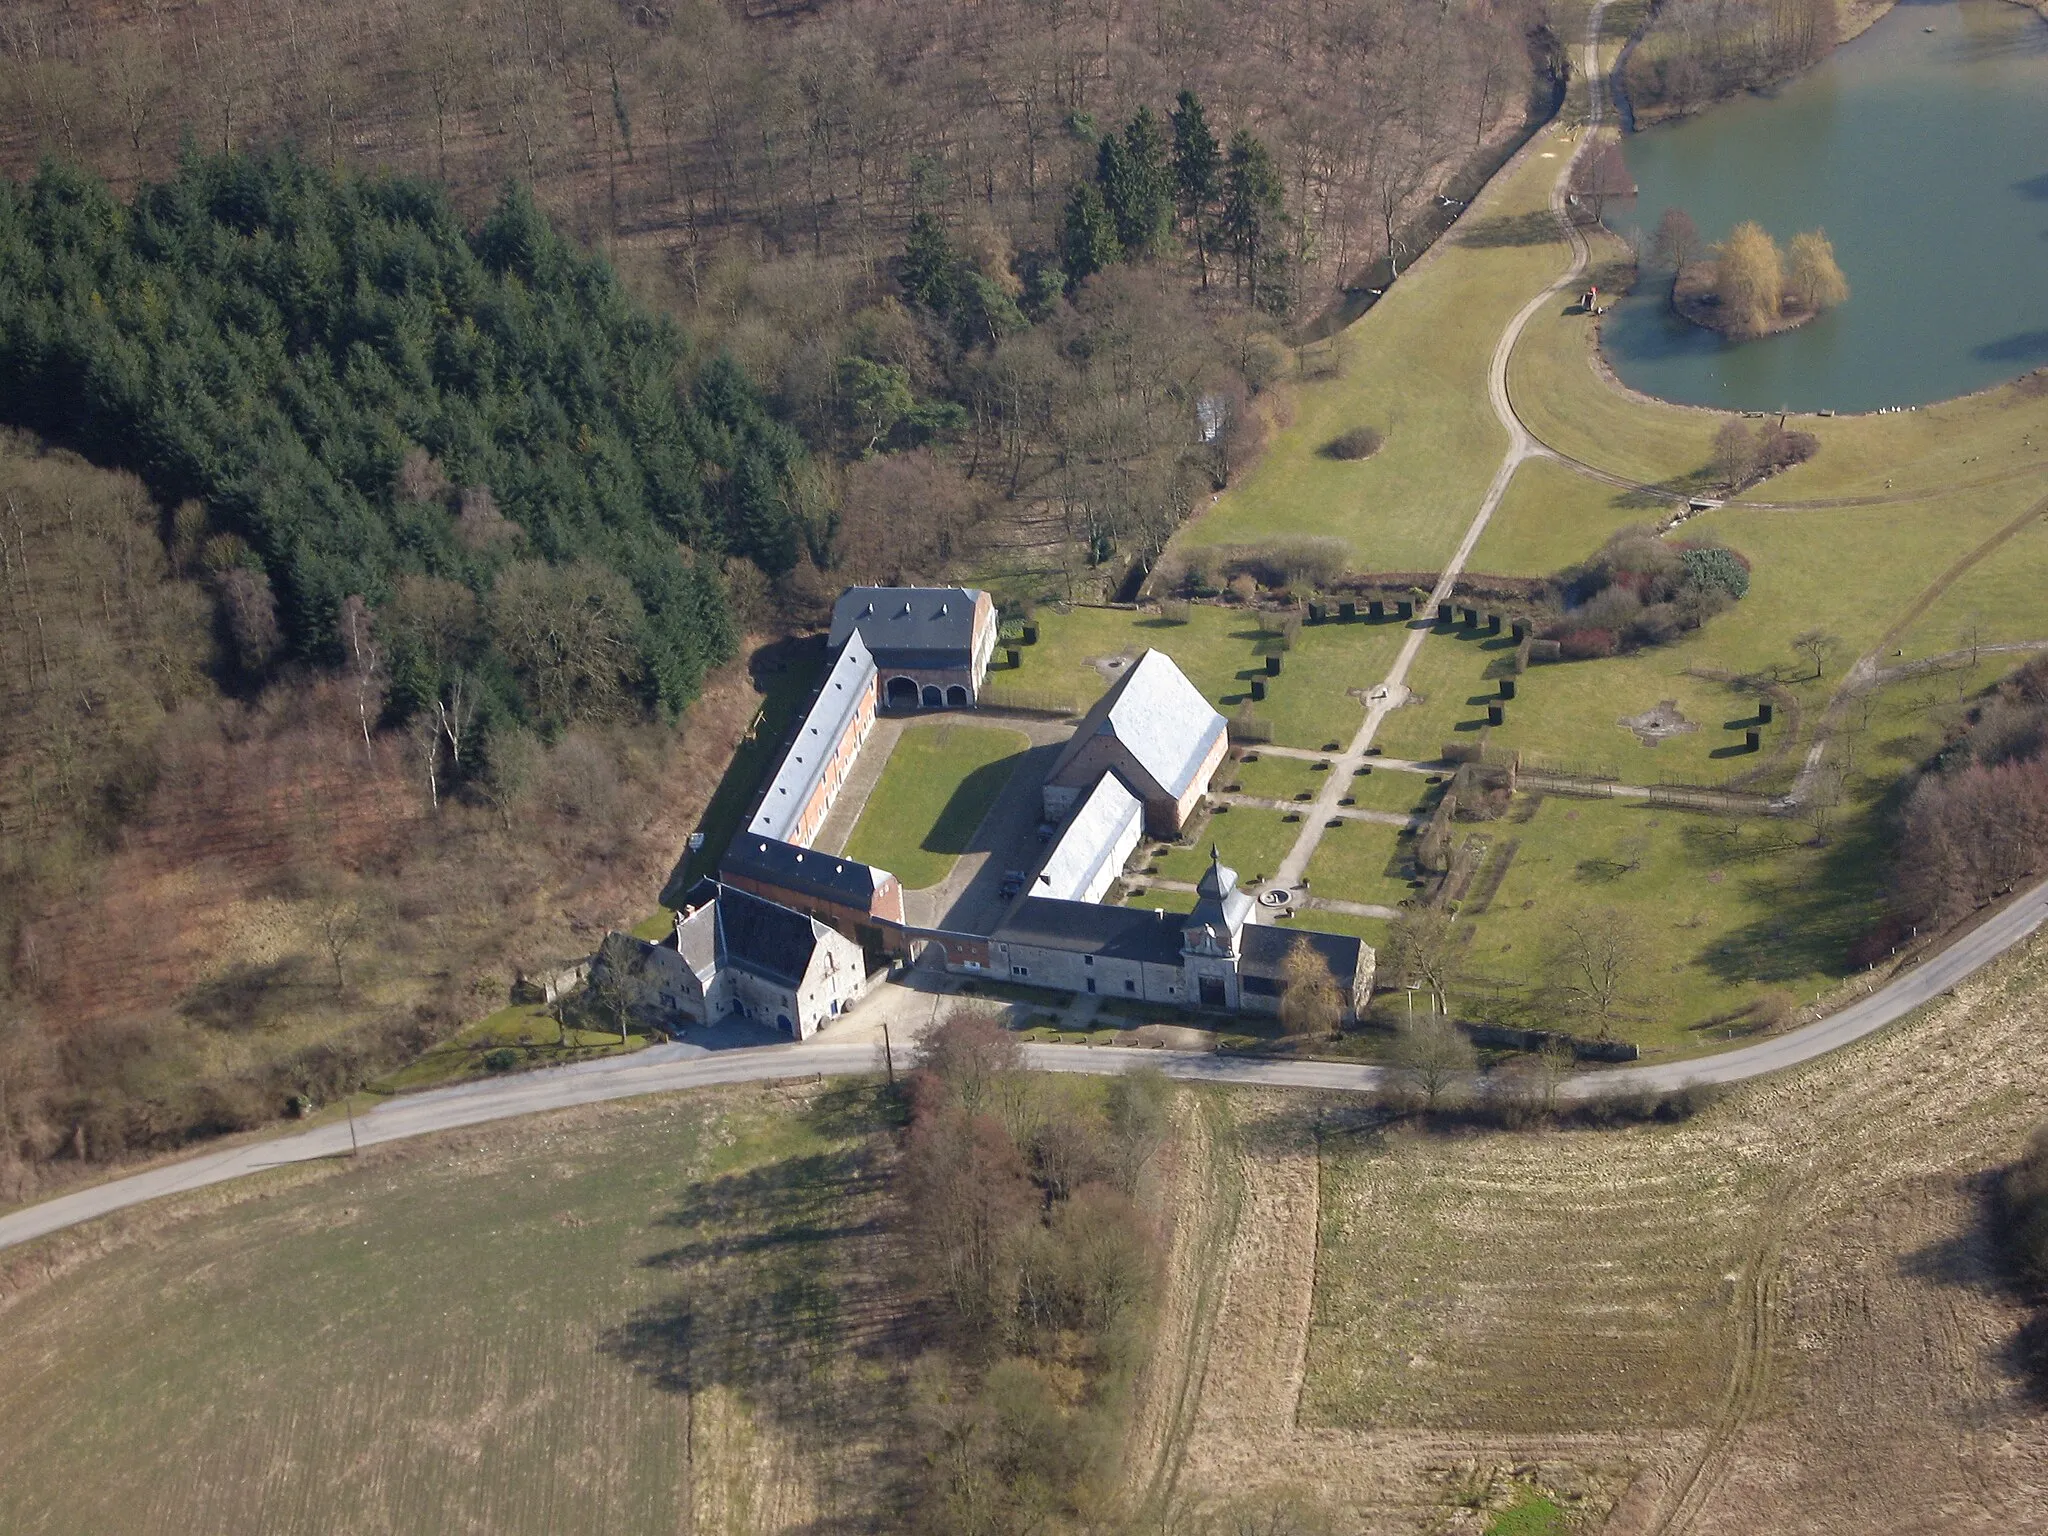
[1715,221,1784,336]
[1788,229,1850,311]
[1651,206,1701,297]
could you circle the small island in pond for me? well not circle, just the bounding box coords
[1652,211,1849,339]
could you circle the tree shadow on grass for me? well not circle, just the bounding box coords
[1457,209,1560,248]
[1693,816,1884,985]
[600,1089,926,1523]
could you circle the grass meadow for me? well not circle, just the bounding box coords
[0,1085,910,1536]
[843,722,1028,888]
[1182,144,1573,569]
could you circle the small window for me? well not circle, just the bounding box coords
[1013,965,1028,977]
[1125,980,1137,994]
[1083,955,1094,967]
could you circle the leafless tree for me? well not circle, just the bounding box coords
[1791,629,1841,681]
[312,885,369,991]
[1279,936,1344,1038]
[1543,905,1647,1039]
[1385,906,1458,1015]
[1392,1009,1474,1109]
[339,593,383,764]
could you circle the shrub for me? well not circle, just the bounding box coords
[1322,425,1384,460]
[1235,536,1348,590]
[483,1047,521,1072]
[1680,546,1750,600]
[1555,627,1618,660]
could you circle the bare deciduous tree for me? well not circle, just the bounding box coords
[1544,905,1648,1039]
[1393,1009,1475,1110]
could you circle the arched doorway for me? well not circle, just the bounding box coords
[945,684,969,707]
[921,684,943,707]
[777,1012,794,1034]
[886,676,918,708]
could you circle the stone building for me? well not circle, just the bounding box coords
[596,878,868,1038]
[985,849,1374,1018]
[829,586,998,708]
[1041,649,1228,836]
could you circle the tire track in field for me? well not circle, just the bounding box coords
[1639,1166,1803,1536]
[1123,1092,1247,1528]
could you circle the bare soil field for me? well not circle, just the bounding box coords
[1123,934,2048,1534]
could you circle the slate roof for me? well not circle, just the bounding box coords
[748,632,876,841]
[722,835,891,911]
[995,896,1185,965]
[829,587,986,670]
[1237,924,1366,995]
[674,882,721,976]
[1047,650,1226,802]
[714,882,822,989]
[1184,847,1253,946]
[1036,773,1143,901]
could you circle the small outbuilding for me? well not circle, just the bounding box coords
[829,586,998,709]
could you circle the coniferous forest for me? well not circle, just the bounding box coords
[0,147,813,730]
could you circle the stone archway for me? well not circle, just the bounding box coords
[886,676,919,708]
[946,684,969,707]
[921,684,943,707]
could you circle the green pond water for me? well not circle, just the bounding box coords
[1604,0,2048,412]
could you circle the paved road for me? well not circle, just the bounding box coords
[7,872,2044,1256]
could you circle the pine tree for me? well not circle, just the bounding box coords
[900,208,959,314]
[1171,90,1222,288]
[1223,130,1287,311]
[1119,104,1175,259]
[1060,180,1122,289]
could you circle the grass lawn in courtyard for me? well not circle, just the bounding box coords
[844,722,1028,888]
[1280,906,1393,947]
[1257,618,1410,748]
[996,605,1275,718]
[1222,750,1331,802]
[1344,764,1445,816]
[1151,806,1302,888]
[1305,820,1423,910]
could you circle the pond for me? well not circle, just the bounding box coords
[1602,0,2048,412]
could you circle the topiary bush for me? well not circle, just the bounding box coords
[1322,425,1385,460]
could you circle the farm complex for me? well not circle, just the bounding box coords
[605,585,1375,1035]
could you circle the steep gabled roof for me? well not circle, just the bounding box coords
[722,835,890,910]
[715,882,822,989]
[829,587,986,670]
[1036,772,1143,901]
[748,631,876,842]
[1048,649,1226,801]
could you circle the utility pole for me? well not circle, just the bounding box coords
[881,1016,896,1085]
[345,1092,359,1156]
